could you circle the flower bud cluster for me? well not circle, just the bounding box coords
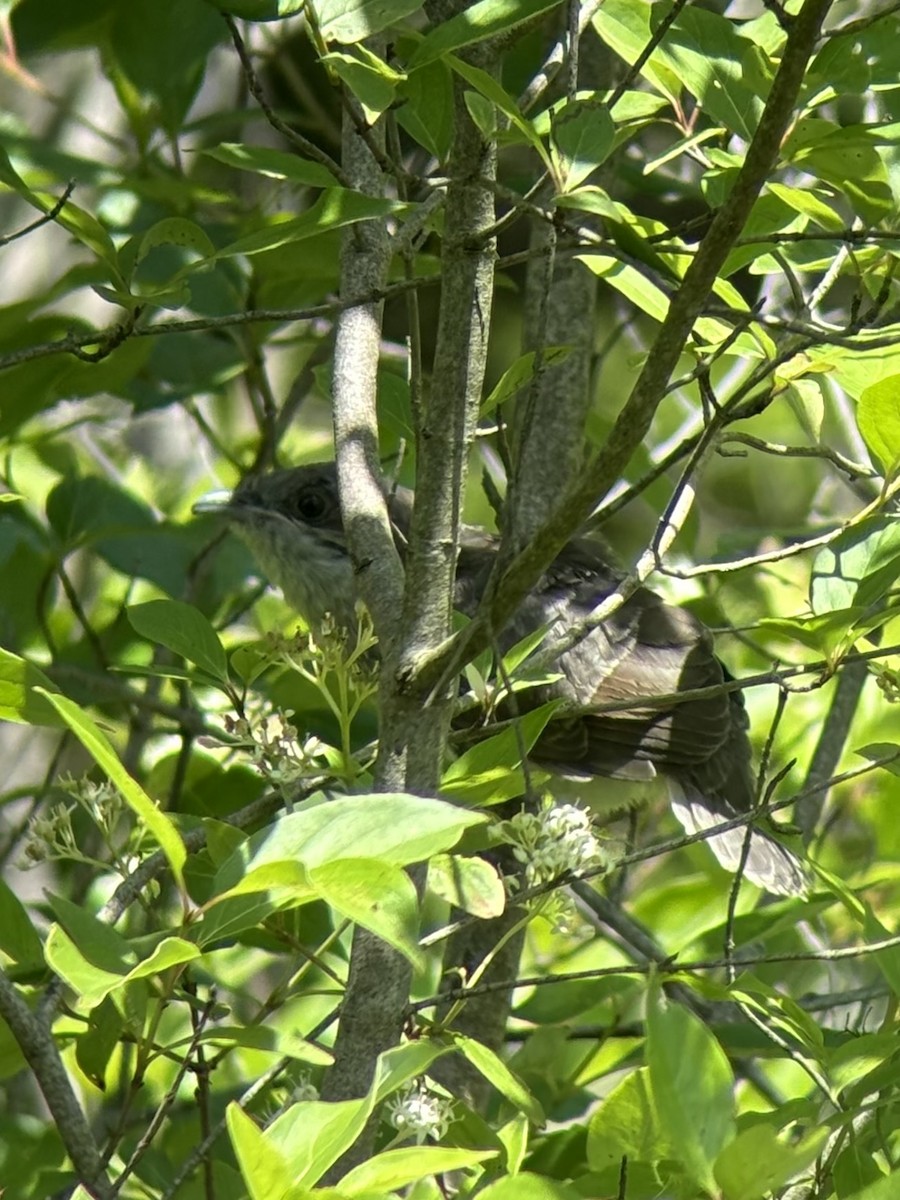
[505,801,606,886]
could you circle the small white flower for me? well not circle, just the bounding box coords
[387,1084,453,1144]
[506,801,606,886]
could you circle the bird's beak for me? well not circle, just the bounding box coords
[192,489,235,516]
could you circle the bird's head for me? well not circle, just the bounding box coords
[194,463,359,629]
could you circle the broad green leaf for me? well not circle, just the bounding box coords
[76,997,124,1091]
[340,1145,499,1194]
[857,375,900,479]
[46,474,156,547]
[646,981,735,1195]
[309,858,423,968]
[766,182,844,231]
[757,609,871,661]
[134,217,215,266]
[212,189,408,258]
[396,61,454,161]
[790,128,893,224]
[0,647,63,727]
[411,0,562,66]
[107,0,224,134]
[183,1025,331,1065]
[481,348,573,415]
[442,55,550,168]
[203,142,337,187]
[587,1067,670,1170]
[265,1096,373,1188]
[837,1176,900,1200]
[452,1034,545,1124]
[555,185,620,221]
[44,923,136,1008]
[215,793,487,891]
[428,854,505,918]
[551,99,614,191]
[441,702,559,806]
[121,936,201,981]
[35,690,186,889]
[128,599,229,682]
[313,0,423,44]
[576,253,668,322]
[714,1123,830,1200]
[811,518,900,615]
[227,1104,292,1200]
[0,877,44,968]
[372,1038,453,1102]
[321,45,404,121]
[660,6,765,139]
[592,0,682,103]
[476,1172,583,1199]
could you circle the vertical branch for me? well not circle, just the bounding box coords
[322,80,412,1134]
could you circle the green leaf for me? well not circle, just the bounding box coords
[857,375,900,479]
[576,253,669,322]
[35,690,187,889]
[476,1173,583,1199]
[309,858,423,968]
[44,895,137,1005]
[203,142,338,187]
[442,55,551,168]
[452,1034,545,1124]
[213,189,409,258]
[107,0,224,134]
[0,647,64,727]
[646,980,735,1194]
[372,1038,454,1103]
[185,1024,331,1065]
[714,1123,830,1200]
[134,217,216,267]
[76,997,124,1091]
[313,0,424,44]
[789,126,893,224]
[441,702,559,806]
[396,61,454,161]
[766,182,844,231]
[428,854,505,918]
[265,1096,373,1189]
[227,1104,293,1200]
[0,877,44,968]
[412,0,561,65]
[340,1146,499,1194]
[481,347,574,415]
[811,518,900,615]
[587,1067,671,1170]
[659,6,765,140]
[321,45,404,122]
[551,99,614,191]
[128,599,229,682]
[591,0,682,103]
[215,793,487,891]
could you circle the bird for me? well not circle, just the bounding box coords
[195,462,807,895]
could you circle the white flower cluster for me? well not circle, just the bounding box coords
[507,802,606,886]
[23,776,126,867]
[224,709,327,788]
[386,1083,453,1144]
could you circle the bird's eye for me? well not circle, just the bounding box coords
[292,488,328,523]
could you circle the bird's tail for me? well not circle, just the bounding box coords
[669,781,808,896]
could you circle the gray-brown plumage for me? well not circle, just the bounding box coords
[195,463,806,895]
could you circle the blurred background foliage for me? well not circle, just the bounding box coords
[2,0,900,1197]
